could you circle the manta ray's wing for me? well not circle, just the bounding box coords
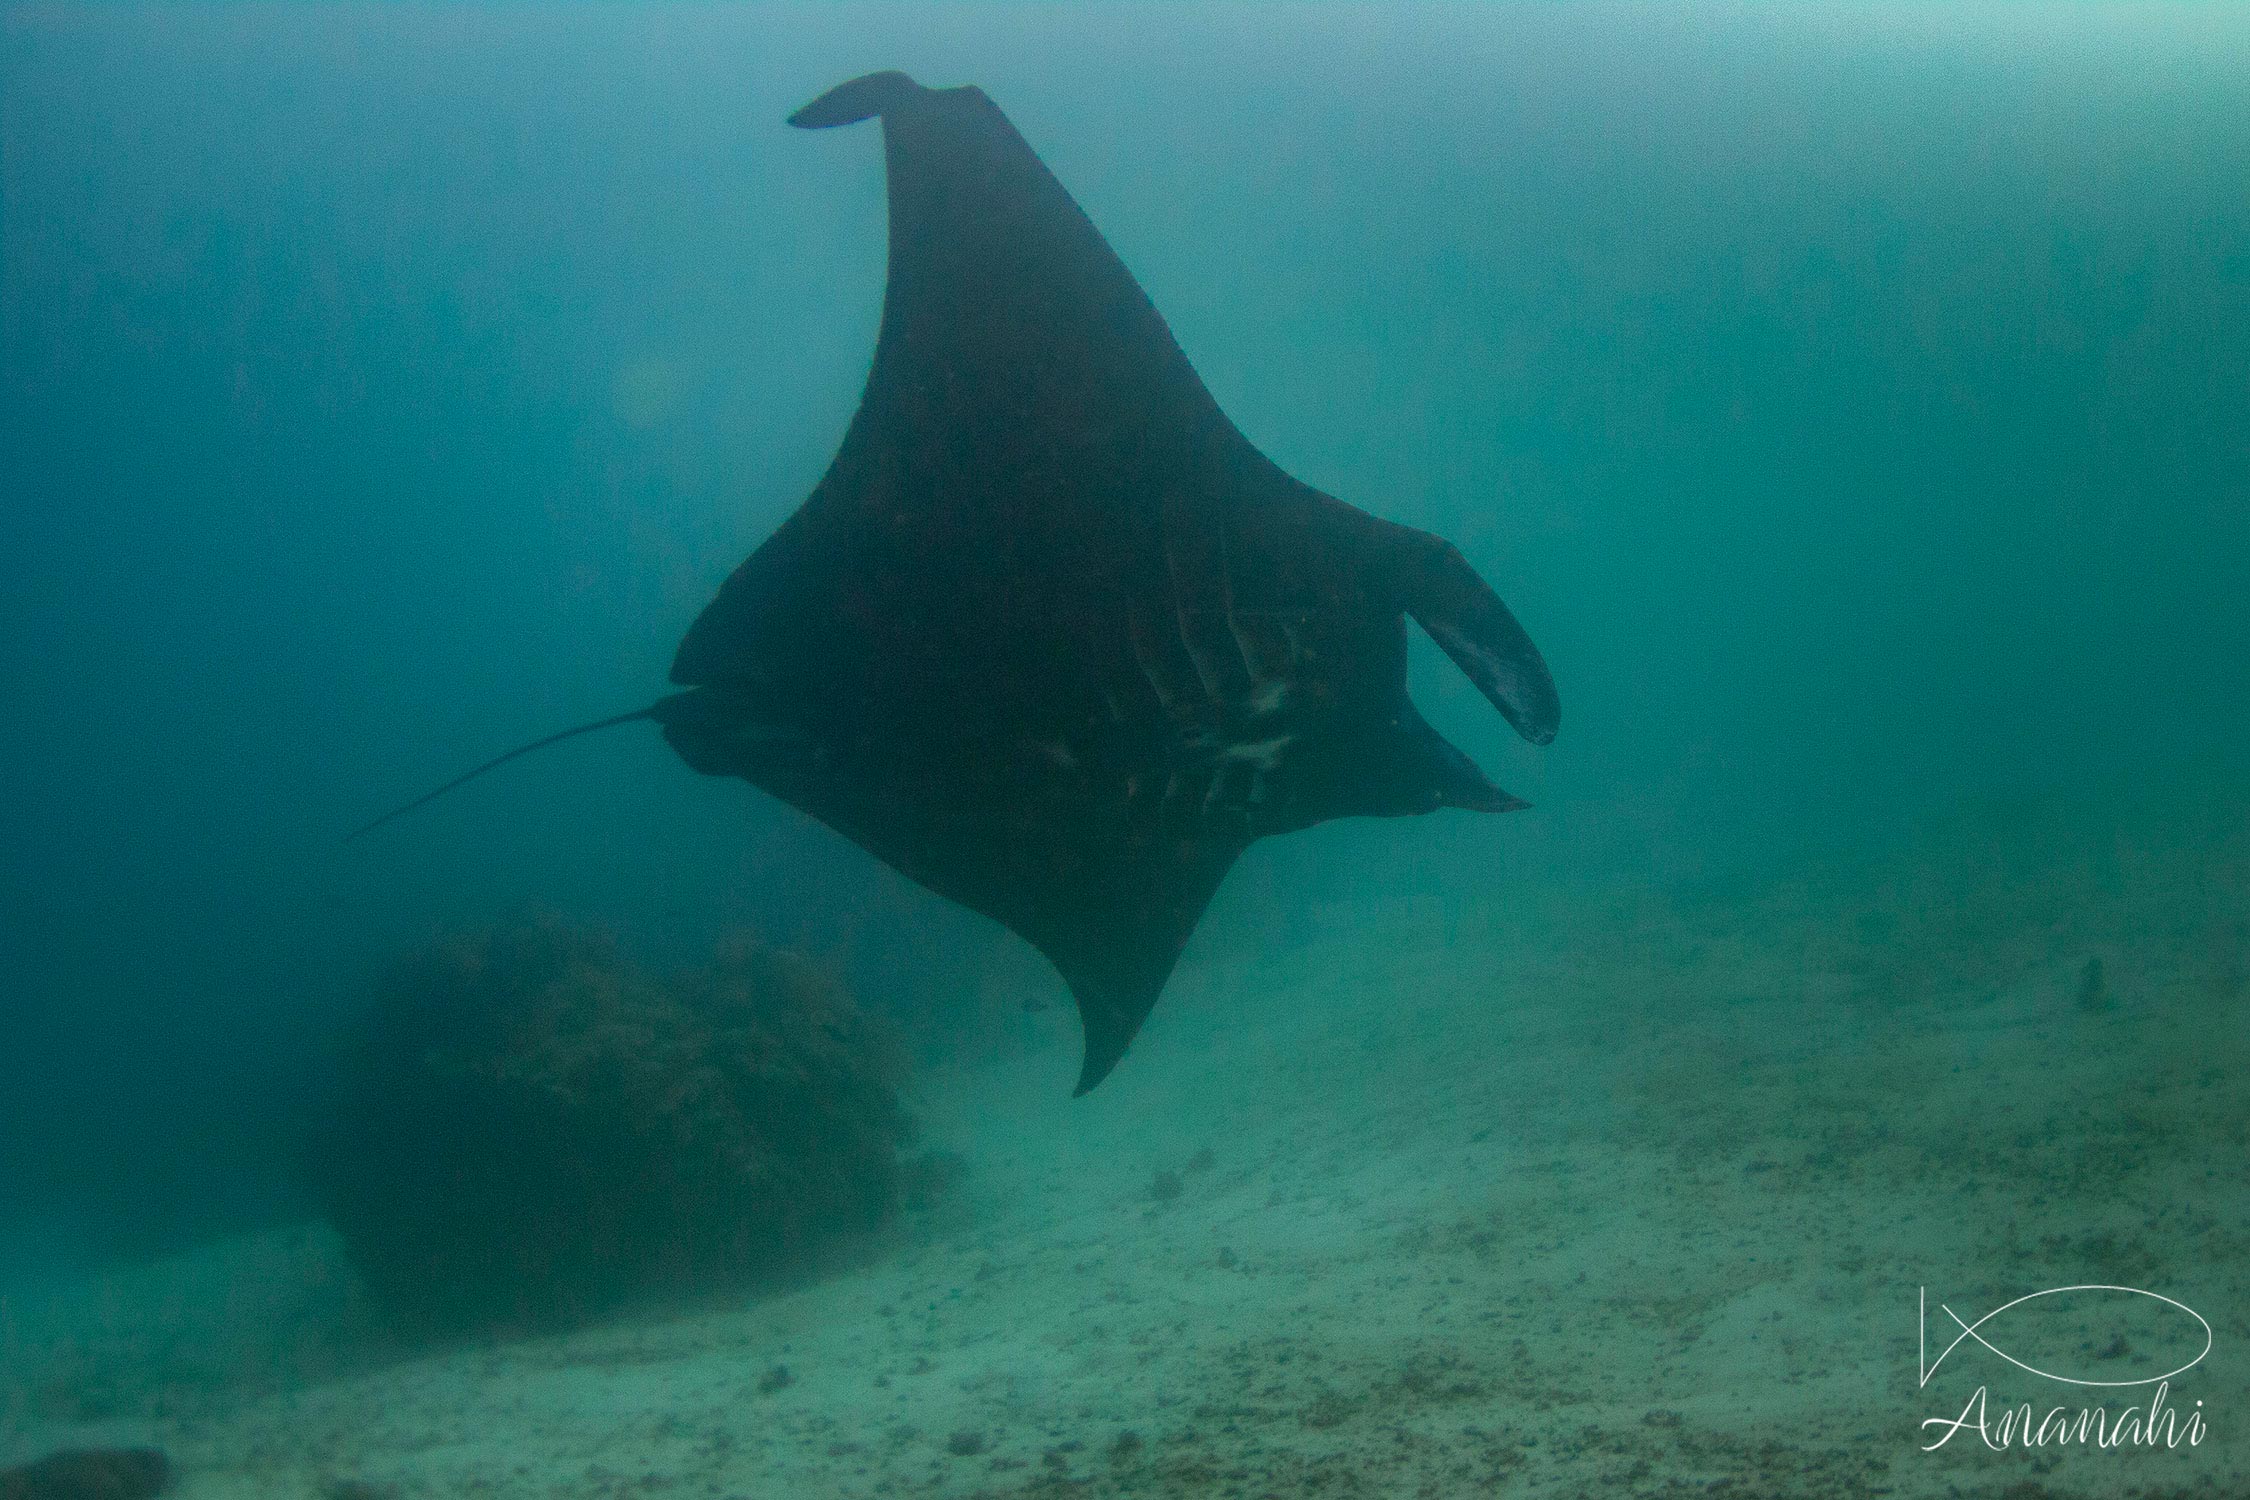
[657,675,1244,1095]
[671,70,1243,708]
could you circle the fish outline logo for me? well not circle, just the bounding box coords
[1919,1284,2212,1390]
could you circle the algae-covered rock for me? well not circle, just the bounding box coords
[304,919,913,1332]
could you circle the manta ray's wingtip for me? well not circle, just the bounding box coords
[789,71,924,129]
[1071,1054,1118,1098]
[1071,1030,1125,1096]
[1068,990,1146,1097]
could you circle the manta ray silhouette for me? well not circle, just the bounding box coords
[353,72,1560,1095]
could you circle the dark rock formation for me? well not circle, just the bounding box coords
[0,1448,169,1500]
[304,919,915,1333]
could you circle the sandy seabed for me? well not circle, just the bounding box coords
[5,797,2245,1499]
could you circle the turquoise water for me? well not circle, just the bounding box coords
[3,6,2245,1496]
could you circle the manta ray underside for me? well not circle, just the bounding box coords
[355,70,1560,1095]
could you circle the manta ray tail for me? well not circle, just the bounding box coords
[345,701,680,842]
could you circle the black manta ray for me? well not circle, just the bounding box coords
[356,72,1559,1094]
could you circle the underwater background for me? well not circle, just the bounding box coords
[3,5,2246,1497]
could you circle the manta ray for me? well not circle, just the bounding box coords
[355,71,1560,1094]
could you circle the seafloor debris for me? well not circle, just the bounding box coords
[303,918,917,1333]
[0,1447,170,1500]
[319,1480,398,1500]
[2075,954,2112,1013]
[2210,919,2248,998]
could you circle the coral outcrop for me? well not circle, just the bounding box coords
[304,920,914,1332]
